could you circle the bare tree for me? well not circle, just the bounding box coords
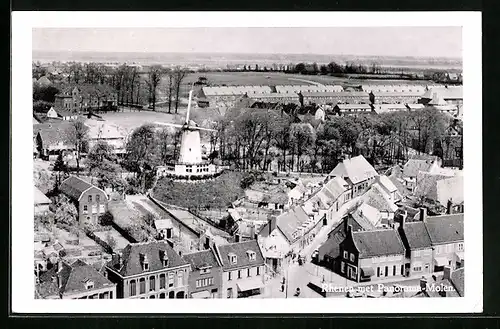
[164,69,175,113]
[173,67,188,113]
[65,119,89,175]
[146,65,163,111]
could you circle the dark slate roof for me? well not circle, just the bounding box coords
[216,240,265,271]
[274,206,310,243]
[59,176,93,200]
[319,216,365,259]
[37,260,114,298]
[402,221,432,250]
[183,249,220,270]
[425,213,464,244]
[352,229,406,258]
[107,241,189,277]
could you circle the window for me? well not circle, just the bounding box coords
[343,251,348,259]
[247,250,256,261]
[99,204,105,213]
[256,266,260,276]
[177,271,183,287]
[377,267,381,277]
[168,273,174,287]
[83,205,88,214]
[88,195,93,203]
[227,288,233,298]
[143,262,149,271]
[92,205,97,214]
[341,262,346,274]
[196,277,214,288]
[458,243,464,251]
[85,280,94,290]
[149,276,155,291]
[393,265,397,276]
[247,268,251,277]
[401,265,404,276]
[238,270,242,279]
[349,253,355,262]
[159,274,166,289]
[384,266,388,277]
[200,267,211,274]
[230,255,237,264]
[228,272,232,281]
[139,278,146,294]
[413,266,422,272]
[96,195,100,203]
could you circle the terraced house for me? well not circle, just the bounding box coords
[183,248,222,298]
[217,240,265,298]
[105,241,191,299]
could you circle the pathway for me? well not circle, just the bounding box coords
[287,78,325,86]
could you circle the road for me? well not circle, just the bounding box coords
[264,196,363,298]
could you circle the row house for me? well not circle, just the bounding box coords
[105,241,191,299]
[59,176,109,226]
[303,91,371,105]
[332,103,373,116]
[369,92,424,104]
[216,240,266,298]
[339,226,406,282]
[420,87,463,106]
[398,208,464,276]
[183,247,223,298]
[36,259,116,299]
[329,155,379,199]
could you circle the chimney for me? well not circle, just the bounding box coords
[446,198,453,215]
[347,224,353,236]
[401,210,408,229]
[343,216,348,232]
[420,207,427,222]
[118,253,123,268]
[443,266,452,280]
[419,276,427,292]
[235,234,240,243]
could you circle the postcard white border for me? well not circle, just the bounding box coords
[12,11,482,313]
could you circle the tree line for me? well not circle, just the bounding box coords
[33,62,190,112]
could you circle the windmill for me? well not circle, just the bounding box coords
[155,90,219,178]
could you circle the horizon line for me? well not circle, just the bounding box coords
[32,49,463,61]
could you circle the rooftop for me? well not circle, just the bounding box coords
[351,229,406,258]
[216,240,265,271]
[330,155,378,185]
[59,176,96,201]
[425,213,464,245]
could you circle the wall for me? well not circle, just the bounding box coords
[79,187,108,225]
[67,285,117,299]
[432,241,464,271]
[359,255,405,282]
[222,265,265,298]
[188,266,223,298]
[120,265,190,299]
[409,247,433,277]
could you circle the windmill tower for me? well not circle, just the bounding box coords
[155,90,221,179]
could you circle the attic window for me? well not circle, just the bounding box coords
[246,250,256,261]
[229,253,237,264]
[85,280,94,290]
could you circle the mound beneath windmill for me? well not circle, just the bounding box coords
[151,170,247,210]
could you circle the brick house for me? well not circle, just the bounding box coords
[339,226,406,282]
[183,247,223,298]
[105,241,191,299]
[424,212,464,271]
[397,209,433,277]
[216,240,265,298]
[36,259,116,299]
[329,155,379,198]
[55,84,118,113]
[59,176,108,226]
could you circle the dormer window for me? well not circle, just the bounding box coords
[85,280,94,290]
[229,253,237,264]
[141,253,149,271]
[160,250,169,267]
[246,250,256,261]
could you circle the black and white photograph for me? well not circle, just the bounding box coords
[11,12,482,313]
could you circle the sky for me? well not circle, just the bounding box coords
[32,27,462,58]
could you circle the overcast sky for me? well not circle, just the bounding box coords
[33,27,462,58]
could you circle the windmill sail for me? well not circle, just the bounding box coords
[185,90,193,125]
[154,122,184,129]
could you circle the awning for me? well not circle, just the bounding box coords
[434,256,448,267]
[191,290,211,299]
[454,251,464,261]
[236,278,264,292]
[361,267,375,277]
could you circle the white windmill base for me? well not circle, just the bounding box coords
[156,162,224,181]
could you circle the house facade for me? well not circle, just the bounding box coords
[339,226,406,282]
[36,260,116,299]
[105,241,191,299]
[329,155,379,199]
[59,176,109,225]
[183,248,223,298]
[216,240,265,298]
